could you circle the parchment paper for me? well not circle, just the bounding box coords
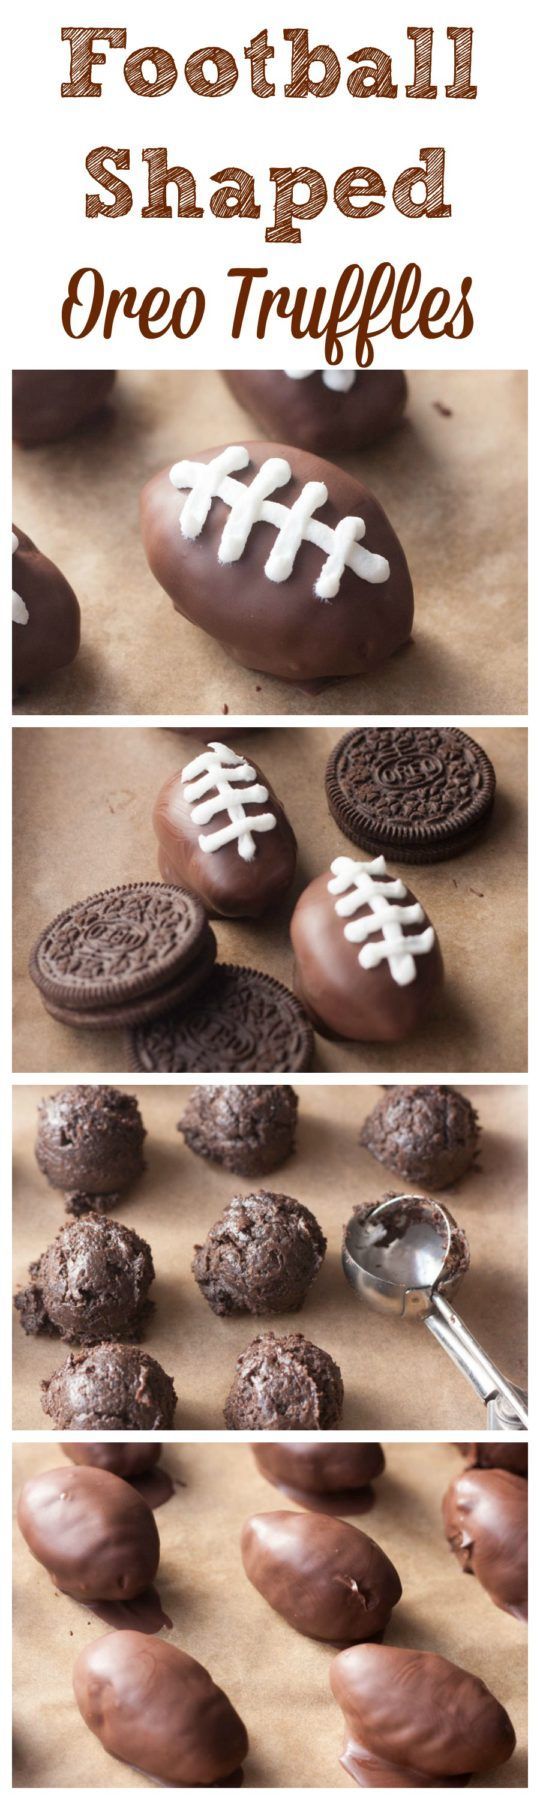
[12,1083,527,1431]
[12,1441,527,1788]
[12,725,527,1074]
[12,370,527,719]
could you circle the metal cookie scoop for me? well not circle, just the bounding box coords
[342,1192,527,1431]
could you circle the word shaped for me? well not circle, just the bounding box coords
[328,855,434,986]
[181,740,277,862]
[284,368,357,393]
[12,533,28,625]
[169,445,389,599]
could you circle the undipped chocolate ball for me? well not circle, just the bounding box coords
[224,1331,344,1430]
[12,525,80,694]
[14,1214,154,1343]
[41,1343,177,1430]
[63,1442,161,1479]
[193,1190,326,1316]
[360,1086,480,1187]
[35,1085,146,1215]
[443,1467,528,1620]
[17,1464,159,1600]
[241,1511,401,1643]
[178,1084,298,1176]
[73,1630,249,1785]
[12,369,116,445]
[253,1443,385,1497]
[330,1644,516,1785]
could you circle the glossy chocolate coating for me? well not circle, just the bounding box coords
[154,752,297,918]
[140,441,414,684]
[454,1442,527,1476]
[12,370,116,444]
[178,1083,298,1175]
[14,1213,154,1344]
[17,1465,159,1601]
[12,525,80,694]
[63,1443,161,1479]
[253,1443,385,1495]
[242,1511,400,1644]
[443,1467,528,1620]
[193,1190,326,1315]
[330,1644,516,1785]
[223,371,407,457]
[73,1629,249,1784]
[291,868,443,1041]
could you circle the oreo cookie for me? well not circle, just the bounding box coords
[325,728,496,863]
[130,963,314,1072]
[29,883,216,1029]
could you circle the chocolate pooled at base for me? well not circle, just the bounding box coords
[329,1644,516,1786]
[360,1085,480,1187]
[241,1511,401,1643]
[193,1190,326,1316]
[35,1084,146,1215]
[178,1084,298,1175]
[224,1331,344,1430]
[252,1443,385,1496]
[14,1214,155,1344]
[41,1342,177,1430]
[17,1464,160,1601]
[63,1442,162,1479]
[443,1466,528,1620]
[73,1630,249,1786]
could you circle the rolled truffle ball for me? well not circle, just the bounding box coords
[178,1083,298,1176]
[443,1467,528,1620]
[14,1214,154,1344]
[360,1085,480,1188]
[224,1331,344,1430]
[253,1443,385,1497]
[41,1343,177,1430]
[154,743,297,919]
[17,1464,160,1601]
[12,525,80,695]
[193,1190,326,1316]
[330,1644,516,1786]
[222,369,407,457]
[454,1441,527,1476]
[12,369,116,445]
[63,1442,161,1479]
[35,1084,146,1215]
[290,860,443,1043]
[73,1630,249,1785]
[241,1511,401,1643]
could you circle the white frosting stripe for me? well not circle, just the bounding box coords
[284,369,357,393]
[11,532,29,625]
[180,740,277,863]
[169,446,390,595]
[328,855,434,988]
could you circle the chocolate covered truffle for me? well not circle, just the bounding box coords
[73,1630,249,1785]
[41,1342,177,1429]
[18,1464,159,1601]
[15,1214,154,1344]
[455,1441,528,1476]
[224,1331,344,1430]
[12,525,80,694]
[443,1466,528,1620]
[140,440,414,685]
[330,1644,516,1786]
[178,1084,298,1176]
[154,740,297,917]
[63,1442,162,1479]
[253,1443,385,1498]
[223,369,407,457]
[291,856,443,1041]
[12,369,116,444]
[241,1511,401,1643]
[35,1084,146,1215]
[360,1086,480,1187]
[193,1190,326,1316]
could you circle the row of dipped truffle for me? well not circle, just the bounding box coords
[16,1438,526,1786]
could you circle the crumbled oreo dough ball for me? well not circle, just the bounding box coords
[41,1343,177,1429]
[178,1085,298,1176]
[224,1331,344,1429]
[35,1085,146,1214]
[14,1214,154,1344]
[193,1191,326,1315]
[360,1085,480,1188]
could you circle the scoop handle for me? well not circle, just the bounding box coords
[425,1293,528,1429]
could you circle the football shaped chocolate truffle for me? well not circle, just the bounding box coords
[253,1442,385,1498]
[443,1466,528,1620]
[17,1464,160,1601]
[241,1511,401,1642]
[63,1442,162,1479]
[12,369,116,444]
[14,1214,154,1344]
[224,1330,344,1429]
[178,1084,298,1175]
[140,441,414,684]
[290,855,443,1041]
[35,1084,146,1215]
[154,739,297,917]
[223,369,407,456]
[330,1644,516,1786]
[454,1442,527,1476]
[360,1085,479,1187]
[12,526,80,694]
[192,1190,326,1316]
[40,1342,177,1429]
[73,1631,249,1785]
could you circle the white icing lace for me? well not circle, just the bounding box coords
[328,855,435,987]
[284,369,357,393]
[181,741,277,862]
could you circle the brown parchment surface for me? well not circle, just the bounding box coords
[12,725,527,1074]
[12,1084,527,1431]
[12,1441,527,1788]
[12,370,527,719]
